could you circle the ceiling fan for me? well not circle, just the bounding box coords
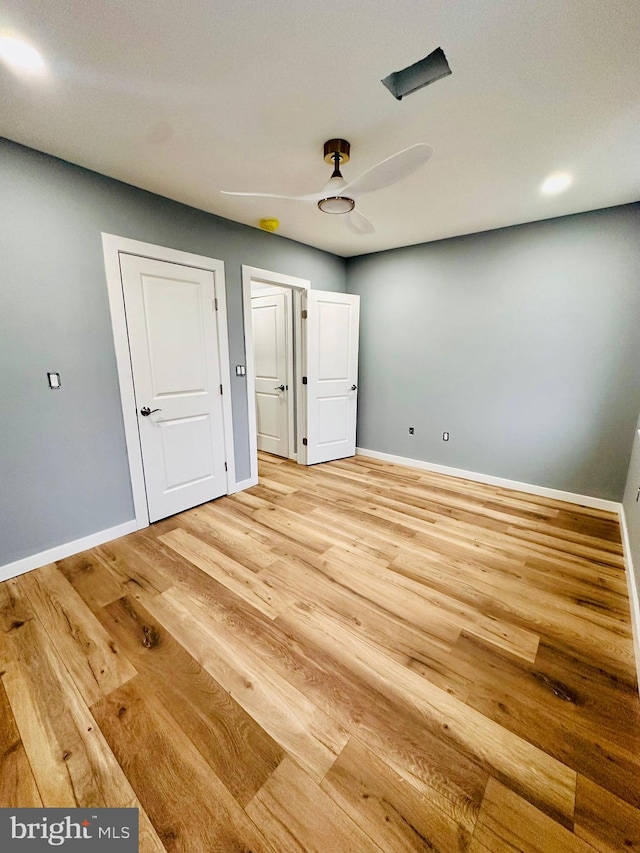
[221,139,433,235]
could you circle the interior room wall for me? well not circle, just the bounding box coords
[346,203,640,501]
[0,138,346,567]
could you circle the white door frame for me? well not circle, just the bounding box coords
[242,265,310,487]
[102,234,236,529]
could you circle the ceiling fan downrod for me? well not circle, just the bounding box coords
[331,151,343,180]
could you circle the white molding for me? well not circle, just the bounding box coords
[241,265,311,485]
[0,521,137,583]
[242,268,259,486]
[102,234,237,525]
[619,505,640,692]
[212,257,237,490]
[243,266,311,292]
[296,289,307,465]
[283,287,296,462]
[355,447,621,512]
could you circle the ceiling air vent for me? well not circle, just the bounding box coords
[382,47,451,100]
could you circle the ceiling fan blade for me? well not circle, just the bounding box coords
[347,209,376,235]
[221,189,326,203]
[342,143,433,196]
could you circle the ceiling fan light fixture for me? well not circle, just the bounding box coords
[223,137,431,238]
[317,196,355,215]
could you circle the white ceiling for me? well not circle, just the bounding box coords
[2,0,639,257]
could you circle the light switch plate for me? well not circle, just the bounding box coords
[47,372,61,389]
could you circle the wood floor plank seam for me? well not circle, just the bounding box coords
[144,584,352,783]
[16,565,138,707]
[93,592,287,808]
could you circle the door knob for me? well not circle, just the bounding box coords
[351,384,357,391]
[274,385,285,391]
[140,406,162,416]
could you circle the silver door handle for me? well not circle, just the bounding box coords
[140,406,162,416]
[274,385,285,391]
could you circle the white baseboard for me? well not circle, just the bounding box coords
[229,476,259,494]
[619,505,640,692]
[0,520,137,584]
[355,447,620,512]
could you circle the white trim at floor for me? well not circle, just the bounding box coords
[355,447,620,512]
[0,521,137,584]
[619,506,640,692]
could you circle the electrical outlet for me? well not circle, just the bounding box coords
[409,427,414,435]
[443,431,449,441]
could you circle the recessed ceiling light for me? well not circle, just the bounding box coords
[0,35,46,75]
[540,172,572,195]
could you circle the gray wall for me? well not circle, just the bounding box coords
[347,204,640,501]
[0,138,346,566]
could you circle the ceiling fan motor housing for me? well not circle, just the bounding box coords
[323,139,350,165]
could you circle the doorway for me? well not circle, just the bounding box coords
[243,267,308,484]
[242,266,360,487]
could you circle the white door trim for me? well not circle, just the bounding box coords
[242,266,310,487]
[102,233,236,529]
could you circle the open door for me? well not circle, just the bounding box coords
[304,291,360,464]
[252,289,293,458]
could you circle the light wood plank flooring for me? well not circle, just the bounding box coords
[2,452,640,852]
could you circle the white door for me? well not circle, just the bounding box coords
[119,254,228,521]
[304,291,360,464]
[252,291,292,457]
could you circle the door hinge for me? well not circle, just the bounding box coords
[301,309,308,319]
[224,461,227,471]
[302,376,308,385]
[302,438,308,446]
[220,384,223,395]
[214,298,219,311]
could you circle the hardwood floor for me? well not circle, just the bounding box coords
[2,452,640,851]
